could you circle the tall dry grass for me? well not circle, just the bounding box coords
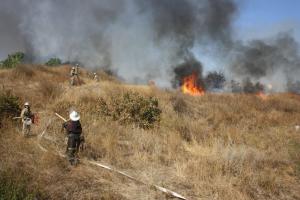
[0,66,300,199]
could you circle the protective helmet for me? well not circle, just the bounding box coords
[72,66,75,70]
[94,72,97,75]
[69,111,80,121]
[24,102,30,107]
[76,64,79,67]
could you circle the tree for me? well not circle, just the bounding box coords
[0,52,25,69]
[204,71,226,90]
[45,58,62,66]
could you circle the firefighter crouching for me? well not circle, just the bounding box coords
[62,111,83,165]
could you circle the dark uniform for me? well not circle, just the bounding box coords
[63,120,82,165]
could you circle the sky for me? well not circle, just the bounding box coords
[196,0,300,73]
[234,0,300,41]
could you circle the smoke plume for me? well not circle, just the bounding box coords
[230,33,300,91]
[0,0,236,87]
[0,0,299,91]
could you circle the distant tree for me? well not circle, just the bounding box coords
[204,71,226,90]
[287,80,300,93]
[231,80,242,93]
[243,78,264,94]
[0,52,25,69]
[254,82,264,92]
[45,58,62,66]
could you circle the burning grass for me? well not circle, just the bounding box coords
[0,66,300,199]
[181,73,205,96]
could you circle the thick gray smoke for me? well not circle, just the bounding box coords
[0,0,236,87]
[172,53,204,88]
[0,0,299,91]
[229,33,300,91]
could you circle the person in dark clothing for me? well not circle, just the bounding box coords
[62,111,82,165]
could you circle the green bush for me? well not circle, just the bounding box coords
[0,52,25,69]
[0,176,35,200]
[0,90,20,126]
[45,58,62,66]
[99,92,161,129]
[0,170,40,200]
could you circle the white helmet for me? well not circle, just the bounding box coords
[72,66,75,69]
[94,72,97,75]
[24,102,30,106]
[69,111,80,121]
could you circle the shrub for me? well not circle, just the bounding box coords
[231,80,242,93]
[0,174,35,200]
[0,52,25,69]
[243,78,264,94]
[287,81,300,94]
[0,90,20,122]
[45,58,62,66]
[204,71,226,90]
[99,92,161,129]
[0,169,41,200]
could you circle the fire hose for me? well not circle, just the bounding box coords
[37,114,188,200]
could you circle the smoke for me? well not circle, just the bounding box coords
[0,0,299,91]
[0,0,236,87]
[172,53,204,88]
[229,33,300,91]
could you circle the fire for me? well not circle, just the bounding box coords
[256,91,268,100]
[182,73,205,96]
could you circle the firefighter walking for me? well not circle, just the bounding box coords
[62,111,83,165]
[20,102,34,137]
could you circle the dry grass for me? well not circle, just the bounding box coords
[0,66,300,200]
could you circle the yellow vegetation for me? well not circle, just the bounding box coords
[0,65,300,200]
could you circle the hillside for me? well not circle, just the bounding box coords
[1,65,300,200]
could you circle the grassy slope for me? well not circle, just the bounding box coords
[0,65,300,200]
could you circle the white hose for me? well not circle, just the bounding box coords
[37,119,188,200]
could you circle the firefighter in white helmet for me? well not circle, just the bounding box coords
[62,110,83,165]
[20,102,34,137]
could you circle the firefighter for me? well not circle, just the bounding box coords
[93,72,99,82]
[62,111,82,165]
[20,102,33,137]
[70,66,76,86]
[70,64,80,86]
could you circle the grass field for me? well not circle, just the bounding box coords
[0,65,300,200]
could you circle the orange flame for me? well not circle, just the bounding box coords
[182,73,205,96]
[256,91,268,100]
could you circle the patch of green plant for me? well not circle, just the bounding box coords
[99,92,161,129]
[0,90,20,122]
[0,171,38,200]
[0,52,25,69]
[45,57,62,66]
